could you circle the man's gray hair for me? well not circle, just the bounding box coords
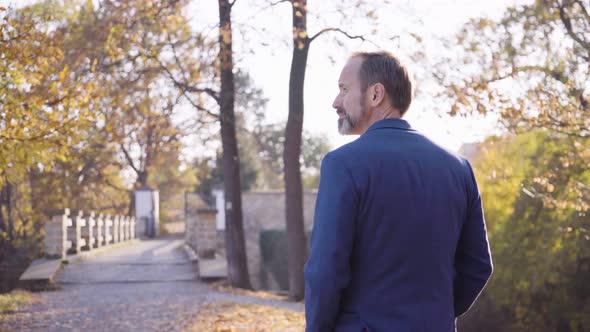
[351,51,414,115]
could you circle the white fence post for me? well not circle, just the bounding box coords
[104,215,113,245]
[95,213,104,248]
[83,211,96,250]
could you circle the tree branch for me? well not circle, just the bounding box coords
[268,0,291,6]
[483,65,569,86]
[96,52,143,73]
[558,2,590,56]
[183,85,220,102]
[309,27,378,48]
[119,144,140,175]
[575,0,590,22]
[167,33,190,81]
[0,114,80,143]
[98,169,132,193]
[150,54,221,104]
[238,0,290,24]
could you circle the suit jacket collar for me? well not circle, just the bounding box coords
[366,118,414,133]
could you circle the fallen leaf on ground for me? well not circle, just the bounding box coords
[210,281,291,302]
[184,302,305,332]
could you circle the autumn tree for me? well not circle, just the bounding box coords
[459,131,590,331]
[437,2,590,328]
[0,2,113,290]
[438,0,588,135]
[0,0,205,289]
[0,3,100,236]
[0,4,100,184]
[435,0,589,209]
[79,0,200,188]
[62,0,206,220]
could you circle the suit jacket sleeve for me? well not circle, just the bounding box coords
[304,152,359,332]
[454,161,493,317]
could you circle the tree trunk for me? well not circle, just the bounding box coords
[127,191,135,216]
[3,182,14,242]
[284,0,310,301]
[136,170,148,189]
[0,181,7,235]
[218,0,252,289]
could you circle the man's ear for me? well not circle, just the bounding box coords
[370,83,386,106]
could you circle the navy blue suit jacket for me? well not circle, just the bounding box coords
[304,119,493,332]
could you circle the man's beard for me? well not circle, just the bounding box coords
[337,101,366,135]
[338,113,355,134]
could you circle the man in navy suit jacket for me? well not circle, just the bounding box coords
[304,51,493,332]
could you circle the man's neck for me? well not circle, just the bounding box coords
[361,105,402,133]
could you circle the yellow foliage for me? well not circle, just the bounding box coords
[0,6,98,173]
[184,302,304,332]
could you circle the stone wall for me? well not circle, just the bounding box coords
[241,190,317,290]
[185,215,198,252]
[185,209,218,259]
[186,190,318,290]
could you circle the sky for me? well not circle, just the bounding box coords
[187,0,529,153]
[3,0,530,155]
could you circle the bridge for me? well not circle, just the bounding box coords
[0,208,289,331]
[18,208,140,290]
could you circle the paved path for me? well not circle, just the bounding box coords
[1,236,302,332]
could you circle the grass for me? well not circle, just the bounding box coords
[0,290,38,314]
[184,302,305,332]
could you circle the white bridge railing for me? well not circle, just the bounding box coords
[44,208,136,260]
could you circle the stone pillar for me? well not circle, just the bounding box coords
[82,211,96,250]
[185,214,198,252]
[130,217,136,239]
[67,211,87,254]
[95,213,104,248]
[195,209,217,258]
[44,209,73,260]
[112,215,120,243]
[104,215,113,245]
